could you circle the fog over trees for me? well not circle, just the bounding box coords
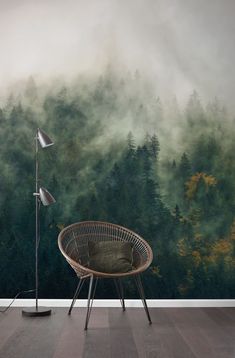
[1,0,235,298]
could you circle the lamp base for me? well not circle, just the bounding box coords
[22,307,52,317]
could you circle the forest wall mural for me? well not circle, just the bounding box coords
[0,0,235,299]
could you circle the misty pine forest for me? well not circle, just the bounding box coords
[1,69,235,299]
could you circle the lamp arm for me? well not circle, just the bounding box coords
[35,130,39,194]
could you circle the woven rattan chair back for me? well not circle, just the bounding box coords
[58,221,153,278]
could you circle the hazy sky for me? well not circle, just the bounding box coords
[0,0,235,108]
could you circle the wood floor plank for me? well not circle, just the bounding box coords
[108,308,139,358]
[0,308,64,358]
[219,308,235,323]
[151,308,197,358]
[167,308,235,358]
[1,307,235,358]
[88,307,109,329]
[82,309,110,358]
[195,308,235,353]
[0,309,23,350]
[201,308,235,358]
[166,308,217,358]
[53,308,87,358]
[207,308,235,326]
[127,308,168,358]
[82,328,110,358]
[132,307,197,358]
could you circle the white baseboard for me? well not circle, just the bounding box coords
[0,299,235,308]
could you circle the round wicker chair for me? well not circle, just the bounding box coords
[58,221,153,329]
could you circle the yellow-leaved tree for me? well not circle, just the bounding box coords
[185,172,217,200]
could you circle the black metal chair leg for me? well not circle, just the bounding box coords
[118,278,125,311]
[68,278,85,315]
[134,274,152,324]
[114,279,125,311]
[86,277,98,326]
[84,275,95,330]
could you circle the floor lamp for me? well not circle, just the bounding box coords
[22,128,56,317]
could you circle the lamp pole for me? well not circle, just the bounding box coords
[22,128,55,317]
[35,133,39,311]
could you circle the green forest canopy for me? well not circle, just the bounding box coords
[0,71,235,299]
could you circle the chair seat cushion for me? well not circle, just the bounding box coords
[88,241,133,273]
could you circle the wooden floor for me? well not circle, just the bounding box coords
[0,307,235,358]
